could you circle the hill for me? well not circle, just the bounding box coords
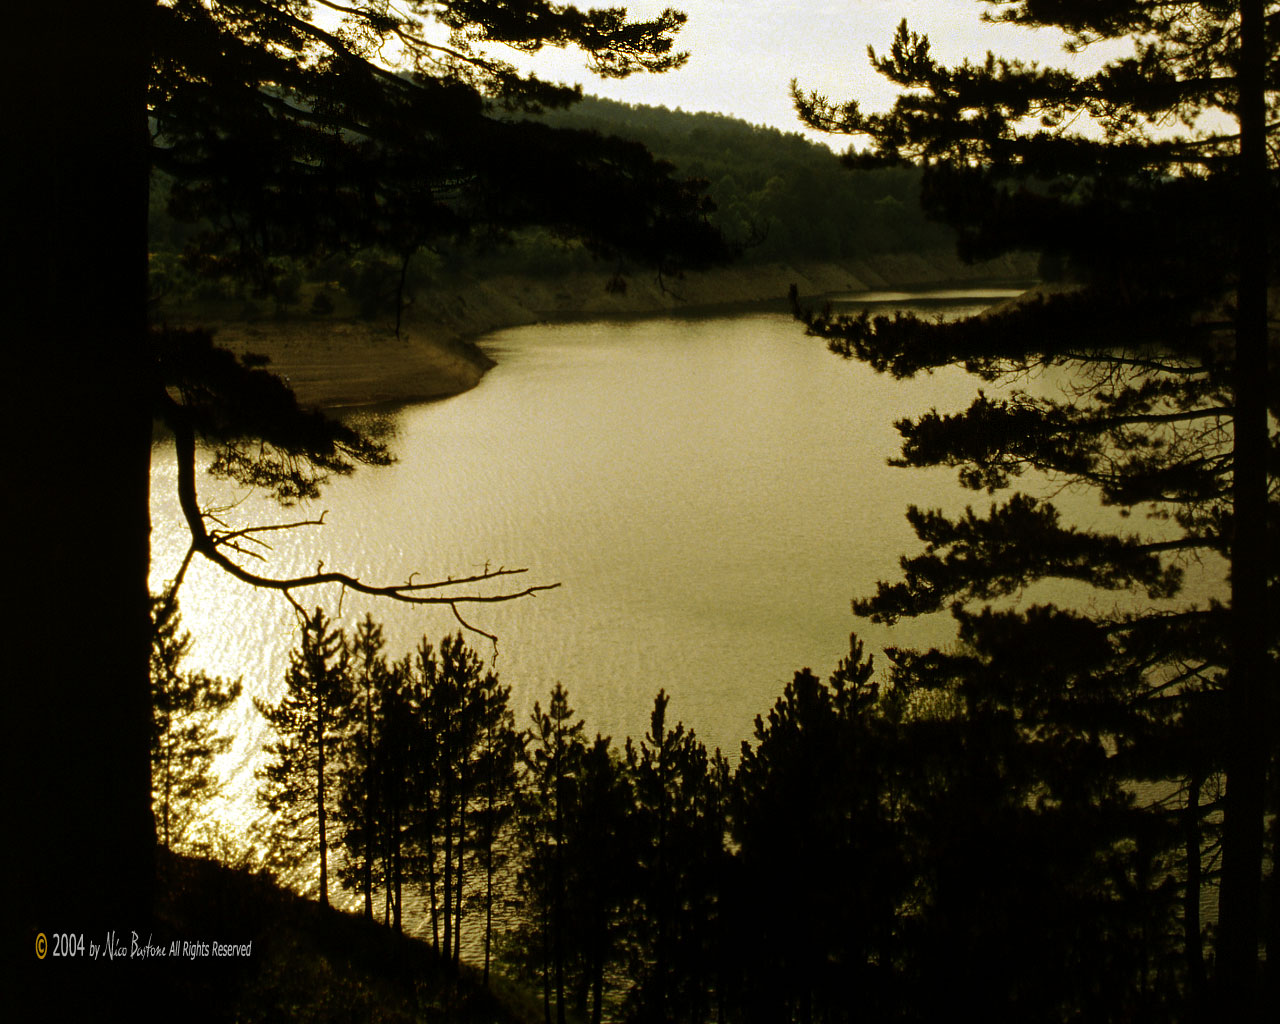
[29,849,541,1022]
[528,95,956,265]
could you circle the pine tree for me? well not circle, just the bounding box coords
[791,2,1276,1014]
[430,632,490,969]
[255,606,352,907]
[623,691,729,1024]
[375,652,418,932]
[149,589,242,851]
[334,613,391,919]
[472,667,522,986]
[562,735,635,1024]
[730,640,903,1022]
[15,0,727,946]
[515,683,587,1024]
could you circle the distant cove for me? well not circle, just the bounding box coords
[187,249,1039,411]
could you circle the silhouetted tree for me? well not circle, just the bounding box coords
[624,691,729,1024]
[889,631,1191,1020]
[562,734,638,1023]
[334,613,391,919]
[14,0,726,956]
[375,652,418,932]
[149,589,242,851]
[327,621,517,959]
[428,633,489,968]
[471,666,522,986]
[514,683,587,1024]
[730,640,904,1023]
[794,3,1277,1015]
[255,606,352,907]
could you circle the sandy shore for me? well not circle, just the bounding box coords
[190,317,496,411]
[168,250,1037,411]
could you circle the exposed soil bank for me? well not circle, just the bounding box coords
[175,249,1038,409]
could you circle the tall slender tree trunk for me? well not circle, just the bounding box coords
[443,785,454,963]
[15,4,156,1014]
[363,678,375,919]
[591,904,605,1024]
[1266,768,1279,1005]
[554,789,567,1024]
[1183,773,1206,1012]
[162,736,174,851]
[393,806,403,933]
[484,808,495,985]
[1220,1,1271,1017]
[318,696,329,908]
[428,809,441,950]
[542,842,553,1024]
[455,800,467,968]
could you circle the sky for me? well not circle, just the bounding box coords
[510,0,1127,144]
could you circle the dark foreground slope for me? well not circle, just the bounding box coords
[96,851,534,1023]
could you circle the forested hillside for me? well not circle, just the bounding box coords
[148,96,958,316]
[531,95,954,263]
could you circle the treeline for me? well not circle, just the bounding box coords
[157,596,1216,1023]
[531,95,955,263]
[147,96,954,319]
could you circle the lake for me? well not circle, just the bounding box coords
[149,286,1217,845]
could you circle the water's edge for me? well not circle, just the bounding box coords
[166,250,1039,412]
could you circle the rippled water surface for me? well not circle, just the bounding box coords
[150,288,1220,858]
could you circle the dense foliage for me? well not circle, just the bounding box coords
[791,0,1278,1015]
[190,609,1242,1021]
[20,6,735,997]
[527,97,957,265]
[148,95,957,318]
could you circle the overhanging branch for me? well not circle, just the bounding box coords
[163,390,559,639]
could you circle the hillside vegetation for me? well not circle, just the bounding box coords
[149,96,964,320]
[532,96,955,264]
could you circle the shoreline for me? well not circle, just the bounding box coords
[164,250,1038,410]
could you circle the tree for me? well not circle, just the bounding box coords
[150,589,243,851]
[422,632,489,968]
[334,613,390,919]
[327,620,518,961]
[471,663,522,986]
[623,691,729,1024]
[255,606,352,907]
[14,0,725,960]
[791,2,1276,1014]
[514,683,587,1024]
[561,734,635,1023]
[730,641,904,1022]
[880,621,1191,1020]
[373,651,419,931]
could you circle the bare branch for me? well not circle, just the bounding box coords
[163,392,560,642]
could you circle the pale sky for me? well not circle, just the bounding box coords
[515,0,1126,144]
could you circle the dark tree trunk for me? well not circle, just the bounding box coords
[13,2,156,1013]
[542,861,553,1024]
[393,807,403,933]
[590,904,606,1024]
[554,796,567,1024]
[484,808,495,986]
[318,695,329,908]
[428,807,441,950]
[443,784,454,964]
[1219,0,1271,1018]
[454,799,466,968]
[364,679,375,919]
[1183,774,1206,1012]
[15,0,155,918]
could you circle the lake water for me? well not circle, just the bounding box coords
[148,286,1220,851]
